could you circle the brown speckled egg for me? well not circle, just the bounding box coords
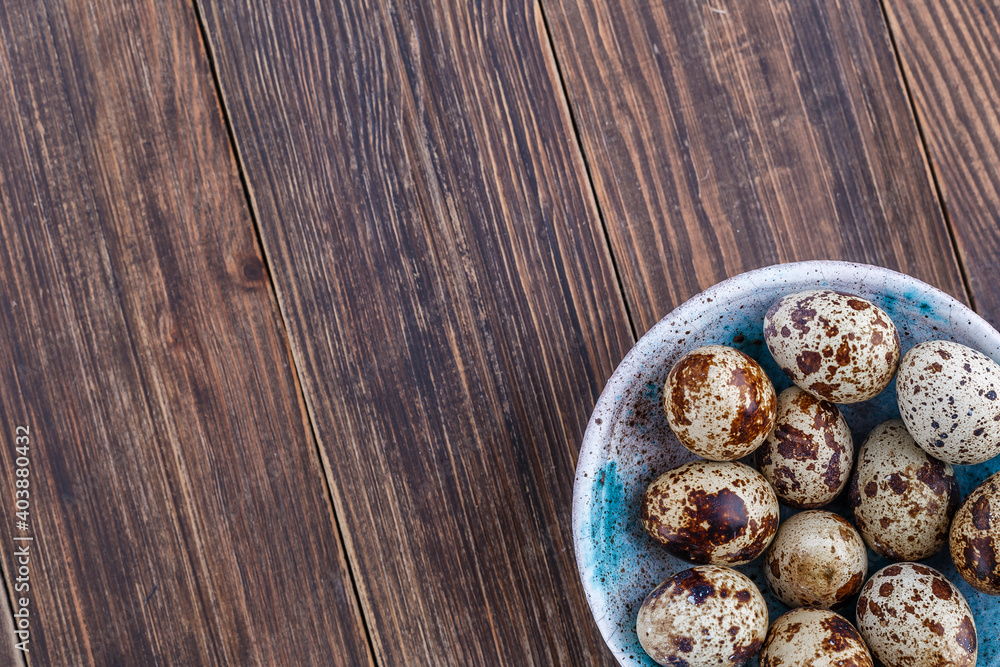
[755,387,853,508]
[760,608,872,667]
[637,565,768,667]
[856,563,977,667]
[664,345,777,461]
[763,290,899,403]
[848,419,960,561]
[897,340,1000,465]
[764,510,866,609]
[950,470,1000,594]
[642,460,779,565]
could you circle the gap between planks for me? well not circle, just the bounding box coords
[535,0,640,343]
[874,0,975,310]
[187,0,379,664]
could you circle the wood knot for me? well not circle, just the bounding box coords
[241,256,265,282]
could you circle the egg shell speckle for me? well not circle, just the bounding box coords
[764,510,866,609]
[764,290,899,403]
[755,387,852,508]
[759,608,872,667]
[642,460,779,565]
[897,340,1000,465]
[951,471,1000,594]
[637,565,768,667]
[848,419,960,561]
[856,563,977,667]
[664,345,777,461]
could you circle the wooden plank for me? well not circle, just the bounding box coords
[0,2,372,664]
[197,0,633,663]
[881,1,1000,323]
[542,0,968,333]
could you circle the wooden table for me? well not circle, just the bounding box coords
[0,0,996,664]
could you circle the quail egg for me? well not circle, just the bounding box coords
[637,565,768,667]
[664,345,777,461]
[764,290,899,403]
[764,510,866,609]
[951,470,1000,594]
[856,563,976,667]
[755,386,853,508]
[642,460,779,565]
[760,608,872,667]
[897,340,1000,465]
[848,419,960,561]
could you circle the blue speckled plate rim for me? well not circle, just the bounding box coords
[572,260,1000,665]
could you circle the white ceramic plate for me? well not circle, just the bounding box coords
[573,261,1000,666]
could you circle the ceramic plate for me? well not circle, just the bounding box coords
[573,261,1000,666]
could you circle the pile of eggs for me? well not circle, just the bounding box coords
[636,290,1000,667]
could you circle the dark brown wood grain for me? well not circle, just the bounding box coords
[197,0,632,663]
[0,1,371,664]
[881,1,1000,324]
[542,0,969,333]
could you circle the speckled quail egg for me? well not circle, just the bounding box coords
[951,470,1000,594]
[760,608,872,667]
[897,340,1000,465]
[642,460,779,565]
[763,290,899,403]
[637,565,768,667]
[755,386,853,508]
[664,345,777,461]
[848,419,960,561]
[848,419,961,561]
[764,510,866,609]
[856,563,977,667]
